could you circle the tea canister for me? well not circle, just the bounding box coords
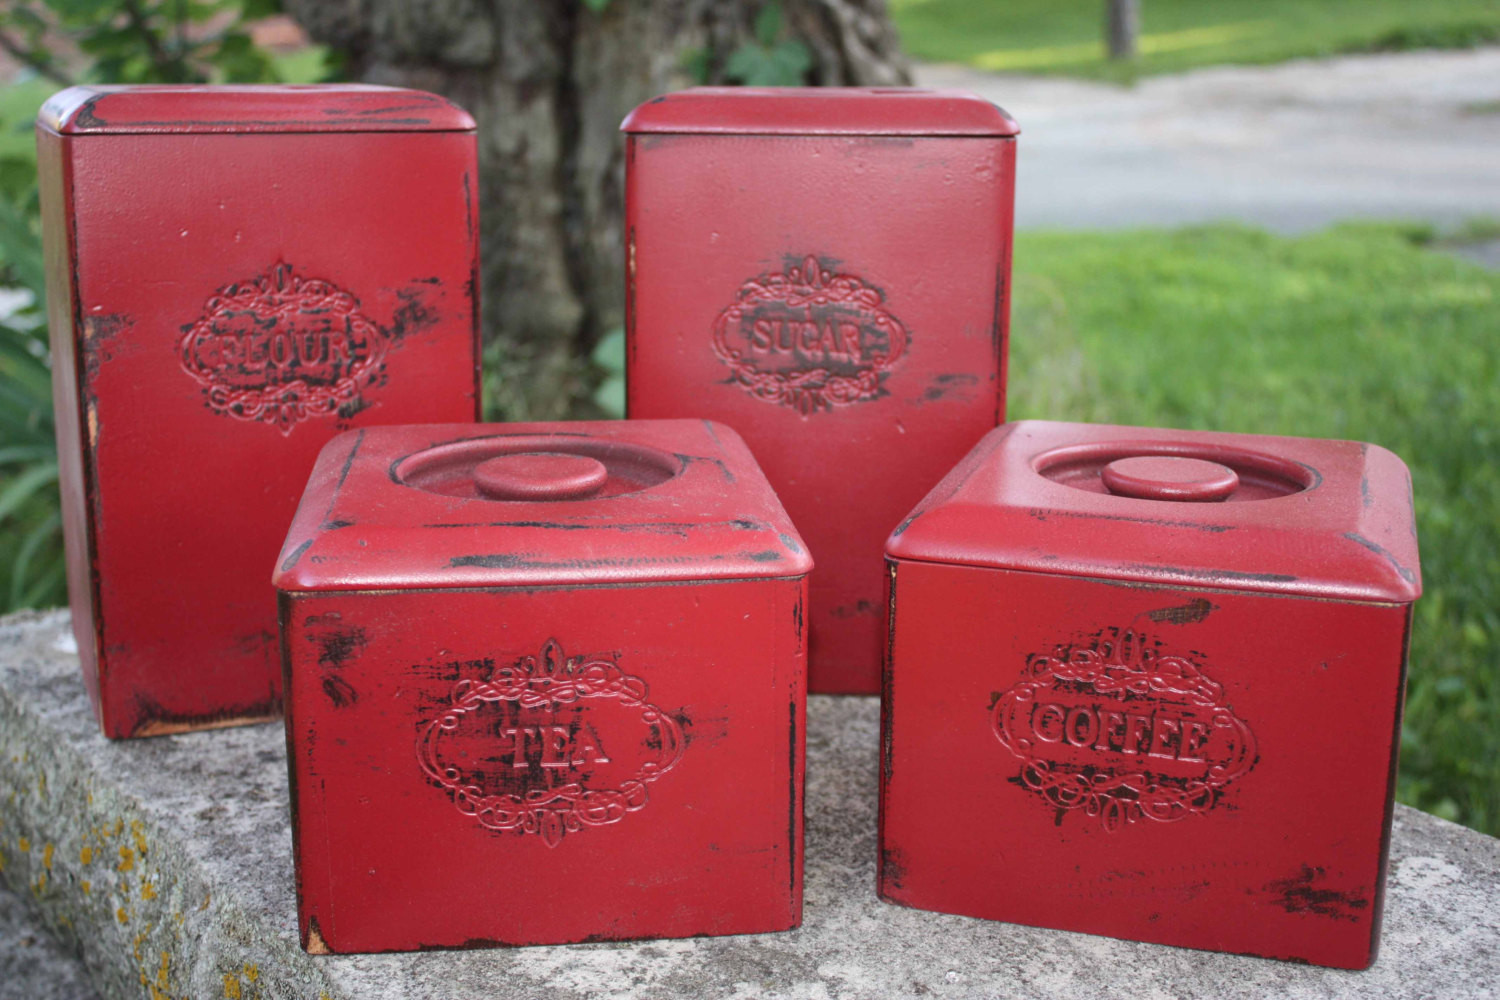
[623,87,1018,693]
[38,85,481,737]
[880,420,1420,969]
[275,419,809,953]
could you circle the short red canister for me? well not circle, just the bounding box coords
[275,420,810,953]
[37,85,481,738]
[623,87,1019,694]
[879,420,1421,969]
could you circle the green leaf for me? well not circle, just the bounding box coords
[0,195,45,300]
[10,506,60,609]
[594,375,625,419]
[15,557,65,612]
[768,40,812,81]
[754,2,783,48]
[678,46,711,85]
[239,0,282,19]
[0,332,53,403]
[0,460,57,522]
[0,444,57,466]
[590,328,625,373]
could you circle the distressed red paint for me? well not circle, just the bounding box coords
[992,627,1257,832]
[37,85,480,738]
[623,87,1018,693]
[276,420,808,953]
[415,639,685,847]
[880,420,1420,969]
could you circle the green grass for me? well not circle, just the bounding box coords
[1008,223,1499,833]
[892,0,1500,79]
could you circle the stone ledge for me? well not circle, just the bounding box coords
[2,609,1497,999]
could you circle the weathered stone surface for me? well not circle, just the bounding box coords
[2,608,1497,999]
[0,878,101,1000]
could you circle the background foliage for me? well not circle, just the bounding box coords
[0,2,1497,835]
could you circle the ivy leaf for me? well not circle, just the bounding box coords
[753,2,783,48]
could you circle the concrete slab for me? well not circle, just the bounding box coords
[2,608,1498,999]
[916,49,1500,232]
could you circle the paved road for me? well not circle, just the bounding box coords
[917,48,1500,233]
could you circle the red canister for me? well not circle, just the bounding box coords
[37,85,480,737]
[275,420,809,953]
[880,420,1420,969]
[623,87,1018,693]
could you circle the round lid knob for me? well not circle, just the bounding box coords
[473,452,609,502]
[1101,456,1239,503]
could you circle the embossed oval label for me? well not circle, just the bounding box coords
[992,627,1255,832]
[178,261,388,433]
[417,640,683,847]
[712,255,907,414]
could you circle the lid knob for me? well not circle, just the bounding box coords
[1101,456,1239,503]
[473,452,609,502]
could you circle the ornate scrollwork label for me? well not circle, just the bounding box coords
[992,627,1256,832]
[178,262,388,433]
[417,640,683,847]
[712,255,907,415]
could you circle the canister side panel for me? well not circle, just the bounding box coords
[282,577,806,951]
[628,132,1016,693]
[881,560,1409,969]
[52,126,478,737]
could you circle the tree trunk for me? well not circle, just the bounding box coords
[1106,0,1140,61]
[283,0,911,420]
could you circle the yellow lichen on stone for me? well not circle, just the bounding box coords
[142,880,158,900]
[157,951,170,989]
[117,906,129,924]
[81,880,91,894]
[132,820,148,858]
[0,846,7,871]
[18,836,30,852]
[243,964,258,982]
[43,843,53,869]
[118,845,136,871]
[223,973,242,999]
[32,872,46,894]
[80,845,93,864]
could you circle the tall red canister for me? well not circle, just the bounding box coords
[37,85,481,738]
[275,420,809,953]
[623,87,1018,693]
[879,420,1421,969]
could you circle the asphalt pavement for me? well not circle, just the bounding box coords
[917,47,1500,234]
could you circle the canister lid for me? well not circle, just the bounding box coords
[38,85,475,135]
[621,87,1018,137]
[887,421,1421,603]
[274,420,811,591]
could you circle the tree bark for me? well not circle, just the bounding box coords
[1106,0,1140,61]
[283,0,911,420]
